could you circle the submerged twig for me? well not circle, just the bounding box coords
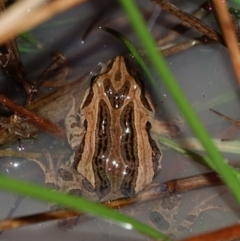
[0,196,23,235]
[0,94,65,138]
[180,223,240,241]
[160,39,201,57]
[0,75,90,146]
[37,52,69,88]
[0,172,223,231]
[0,149,43,159]
[158,1,211,46]
[210,108,240,126]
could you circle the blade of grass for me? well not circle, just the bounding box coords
[158,136,240,176]
[0,175,168,240]
[17,46,40,53]
[175,137,240,155]
[99,26,157,88]
[118,0,240,203]
[20,32,42,49]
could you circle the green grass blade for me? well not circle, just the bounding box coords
[118,0,240,203]
[20,32,42,49]
[99,26,157,88]
[0,175,168,240]
[158,136,239,176]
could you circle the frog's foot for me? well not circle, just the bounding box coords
[49,205,79,230]
[172,192,225,237]
[55,163,98,230]
[57,216,79,230]
[40,151,83,230]
[148,194,181,237]
[148,192,225,238]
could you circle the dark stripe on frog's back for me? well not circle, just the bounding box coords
[146,121,162,177]
[72,120,87,170]
[92,99,111,199]
[120,101,139,197]
[123,57,153,112]
[81,75,96,109]
[103,78,130,109]
[81,58,115,109]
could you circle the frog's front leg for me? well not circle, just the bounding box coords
[42,153,89,230]
[152,119,183,138]
[149,192,224,238]
[56,162,99,230]
[28,151,84,230]
[64,96,85,150]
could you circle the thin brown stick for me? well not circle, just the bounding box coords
[151,0,225,46]
[158,1,211,46]
[180,223,240,241]
[0,172,223,231]
[0,0,46,27]
[0,75,89,146]
[211,0,240,85]
[160,39,201,57]
[0,94,65,137]
[210,108,240,126]
[0,0,86,45]
[0,149,43,159]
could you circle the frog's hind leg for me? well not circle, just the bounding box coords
[28,151,79,229]
[56,160,99,230]
[148,192,226,238]
[172,192,226,237]
[148,194,181,239]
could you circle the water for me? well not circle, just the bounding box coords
[0,0,240,240]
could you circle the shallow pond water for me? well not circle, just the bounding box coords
[0,1,240,240]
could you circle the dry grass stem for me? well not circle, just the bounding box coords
[0,0,46,27]
[211,0,240,84]
[0,149,43,159]
[0,0,86,45]
[151,0,224,45]
[0,94,65,137]
[157,1,210,46]
[0,172,224,231]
